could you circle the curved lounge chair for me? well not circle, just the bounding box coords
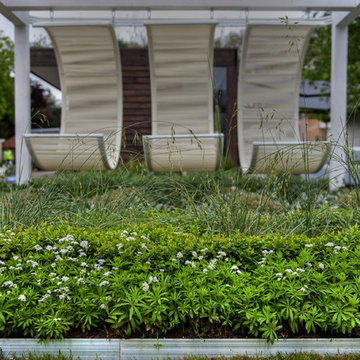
[24,25,122,171]
[143,22,223,172]
[238,24,329,174]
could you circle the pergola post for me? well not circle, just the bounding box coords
[329,13,348,191]
[14,16,31,184]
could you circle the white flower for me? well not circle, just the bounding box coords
[55,255,62,262]
[300,287,307,292]
[275,273,283,277]
[98,259,106,265]
[342,246,348,250]
[305,244,313,248]
[34,245,43,251]
[60,249,68,254]
[203,269,208,273]
[217,251,226,258]
[79,241,88,249]
[296,268,305,272]
[142,282,149,292]
[112,267,119,270]
[200,248,208,253]
[149,276,158,283]
[191,251,198,258]
[46,245,54,251]
[126,237,135,242]
[26,260,39,268]
[208,259,217,270]
[68,257,78,262]
[198,256,204,260]
[141,243,148,249]
[116,243,123,249]
[100,304,106,310]
[171,258,177,262]
[99,280,109,287]
[18,294,26,301]
[145,261,151,265]
[94,264,103,271]
[285,269,293,274]
[13,256,19,260]
[80,262,88,267]
[306,262,313,267]
[319,263,325,269]
[61,276,69,282]
[77,278,85,285]
[78,251,86,257]
[103,271,111,277]
[2,281,15,288]
[141,235,150,241]
[325,242,334,247]
[176,252,183,258]
[159,268,164,272]
[231,265,239,271]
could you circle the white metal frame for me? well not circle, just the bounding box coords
[0,0,358,186]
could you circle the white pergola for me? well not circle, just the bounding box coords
[1,0,359,189]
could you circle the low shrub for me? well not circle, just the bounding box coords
[1,223,360,341]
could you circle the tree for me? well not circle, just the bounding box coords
[31,81,61,129]
[0,31,14,139]
[303,17,360,115]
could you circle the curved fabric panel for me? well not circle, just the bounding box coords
[238,24,328,174]
[143,134,223,172]
[25,25,122,171]
[24,134,114,171]
[249,141,330,174]
[144,23,222,172]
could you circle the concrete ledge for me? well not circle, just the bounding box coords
[1,338,360,359]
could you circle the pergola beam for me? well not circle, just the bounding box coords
[4,0,358,11]
[336,3,360,26]
[329,12,348,190]
[0,2,25,25]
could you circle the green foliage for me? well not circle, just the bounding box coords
[0,31,14,139]
[1,223,360,341]
[303,18,360,113]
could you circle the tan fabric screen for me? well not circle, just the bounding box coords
[143,23,223,172]
[25,25,122,171]
[147,23,215,135]
[237,24,329,174]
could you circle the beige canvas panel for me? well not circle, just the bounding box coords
[24,25,122,171]
[238,24,328,174]
[249,142,331,174]
[143,134,223,172]
[147,23,215,136]
[24,134,113,171]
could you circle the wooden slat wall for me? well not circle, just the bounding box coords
[30,47,239,166]
[120,49,151,163]
[214,49,239,166]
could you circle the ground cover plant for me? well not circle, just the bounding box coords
[1,223,360,341]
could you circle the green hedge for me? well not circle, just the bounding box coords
[1,223,360,341]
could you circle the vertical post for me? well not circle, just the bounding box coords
[15,17,31,185]
[329,13,348,191]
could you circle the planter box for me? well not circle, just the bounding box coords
[1,338,360,359]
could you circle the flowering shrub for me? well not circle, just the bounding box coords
[0,223,360,341]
